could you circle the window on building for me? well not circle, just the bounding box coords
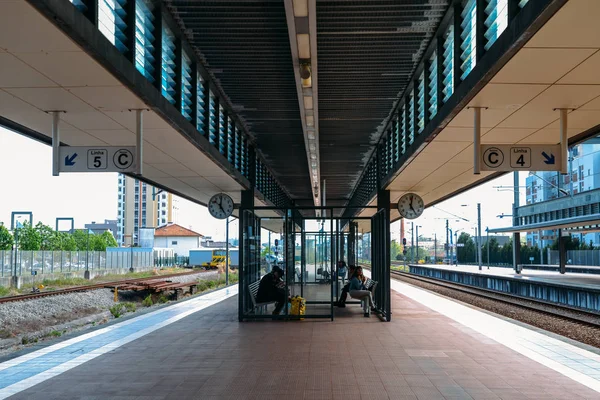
[162,218,166,224]
[171,241,177,245]
[162,194,166,199]
[162,210,166,215]
[580,182,584,191]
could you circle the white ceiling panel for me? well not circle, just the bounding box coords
[143,143,178,164]
[68,87,147,111]
[482,128,538,143]
[558,50,600,85]
[490,48,595,84]
[142,164,172,179]
[5,87,95,113]
[204,176,243,191]
[525,0,600,49]
[0,53,57,88]
[61,111,125,131]
[104,110,173,131]
[525,85,600,111]
[470,83,549,109]
[179,176,220,191]
[150,163,198,178]
[518,128,584,144]
[60,128,108,146]
[544,110,600,131]
[0,2,81,53]
[496,109,559,129]
[434,126,489,143]
[16,51,122,87]
[447,107,515,128]
[84,129,135,146]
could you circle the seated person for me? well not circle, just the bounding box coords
[335,265,356,308]
[355,266,371,290]
[256,265,288,315]
[348,269,375,318]
[337,261,348,284]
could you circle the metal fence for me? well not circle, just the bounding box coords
[548,250,600,267]
[0,250,156,277]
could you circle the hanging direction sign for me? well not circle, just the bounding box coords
[58,147,137,173]
[480,144,562,172]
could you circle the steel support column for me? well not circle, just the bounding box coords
[376,189,391,321]
[558,229,566,274]
[238,189,255,322]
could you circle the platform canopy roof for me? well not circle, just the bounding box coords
[168,0,449,210]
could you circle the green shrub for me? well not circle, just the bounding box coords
[196,281,208,292]
[109,304,124,318]
[142,294,153,307]
[0,286,10,297]
[49,330,62,338]
[157,294,169,304]
[206,280,216,289]
[123,302,137,313]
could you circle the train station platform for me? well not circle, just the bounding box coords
[2,279,600,399]
[411,264,600,290]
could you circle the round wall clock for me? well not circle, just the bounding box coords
[397,193,424,219]
[208,193,234,219]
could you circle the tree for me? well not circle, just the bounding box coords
[16,221,42,250]
[59,232,77,251]
[456,232,475,263]
[35,222,62,250]
[390,240,401,261]
[100,231,118,248]
[71,229,89,251]
[0,225,13,250]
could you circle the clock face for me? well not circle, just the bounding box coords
[208,193,234,219]
[397,193,424,220]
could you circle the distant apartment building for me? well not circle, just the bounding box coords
[525,143,600,248]
[116,174,179,246]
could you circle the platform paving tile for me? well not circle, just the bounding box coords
[3,284,600,399]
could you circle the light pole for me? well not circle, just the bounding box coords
[411,222,415,263]
[477,203,482,270]
[225,217,230,286]
[486,227,490,269]
[434,233,437,263]
[415,225,422,263]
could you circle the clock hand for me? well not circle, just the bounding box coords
[409,196,416,213]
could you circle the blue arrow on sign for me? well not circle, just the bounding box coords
[65,153,78,166]
[542,151,555,165]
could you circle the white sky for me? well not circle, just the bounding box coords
[0,127,526,243]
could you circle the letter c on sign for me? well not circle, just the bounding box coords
[483,147,504,168]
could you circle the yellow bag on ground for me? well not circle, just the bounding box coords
[290,296,306,320]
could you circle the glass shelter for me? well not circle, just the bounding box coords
[237,200,391,322]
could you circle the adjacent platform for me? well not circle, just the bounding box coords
[2,277,600,399]
[408,264,600,313]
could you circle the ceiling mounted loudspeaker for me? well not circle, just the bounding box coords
[300,63,311,80]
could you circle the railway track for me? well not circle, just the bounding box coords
[0,270,204,304]
[392,271,600,340]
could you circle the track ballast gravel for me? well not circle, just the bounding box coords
[396,273,600,349]
[0,270,219,335]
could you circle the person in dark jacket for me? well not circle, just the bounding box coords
[256,265,287,315]
[335,265,356,308]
